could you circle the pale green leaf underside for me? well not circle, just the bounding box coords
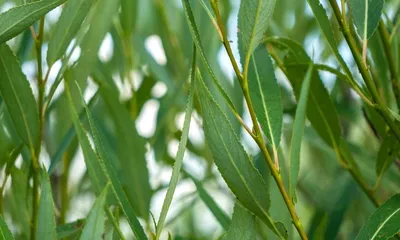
[356,193,400,240]
[289,63,314,203]
[349,0,384,39]
[0,0,67,43]
[0,44,39,151]
[196,72,287,239]
[223,202,256,240]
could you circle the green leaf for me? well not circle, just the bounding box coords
[238,0,276,68]
[223,202,256,240]
[268,37,341,148]
[120,0,137,36]
[188,173,231,230]
[79,184,110,240]
[376,130,400,181]
[36,169,57,240]
[47,0,95,65]
[0,44,39,152]
[196,71,287,239]
[348,0,384,39]
[289,63,314,203]
[0,0,67,43]
[181,0,236,112]
[356,193,400,240]
[56,219,85,239]
[65,81,147,240]
[156,54,196,239]
[0,215,14,240]
[248,47,283,158]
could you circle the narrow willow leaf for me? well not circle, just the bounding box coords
[99,86,151,220]
[188,173,231,230]
[181,0,236,111]
[306,0,352,78]
[0,0,67,43]
[196,71,287,239]
[268,37,341,148]
[349,0,384,39]
[356,193,400,240]
[376,130,400,181]
[36,169,57,240]
[0,215,14,240]
[223,202,256,240]
[79,185,109,240]
[238,0,276,68]
[47,0,95,65]
[289,63,314,203]
[0,44,39,151]
[248,47,282,157]
[156,56,196,239]
[56,219,85,239]
[121,0,137,36]
[65,82,147,240]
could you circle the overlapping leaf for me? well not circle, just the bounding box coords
[223,202,256,240]
[349,0,384,39]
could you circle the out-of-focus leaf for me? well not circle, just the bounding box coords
[238,0,276,66]
[247,46,283,158]
[0,44,39,152]
[56,219,85,239]
[36,169,57,240]
[121,0,137,36]
[156,56,195,239]
[268,37,341,148]
[356,193,400,240]
[376,130,400,181]
[0,0,67,43]
[289,63,313,203]
[0,215,14,240]
[47,0,95,65]
[65,82,147,239]
[79,185,109,240]
[223,202,256,240]
[196,71,287,239]
[348,0,384,39]
[188,173,231,230]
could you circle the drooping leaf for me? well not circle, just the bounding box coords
[196,71,287,239]
[376,130,400,181]
[238,0,276,67]
[47,0,95,65]
[0,44,39,152]
[247,46,283,158]
[36,169,57,240]
[348,0,384,39]
[79,185,110,240]
[356,193,400,240]
[223,202,256,240]
[0,215,14,240]
[156,55,195,239]
[64,81,147,240]
[268,37,341,148]
[289,63,314,203]
[0,0,67,43]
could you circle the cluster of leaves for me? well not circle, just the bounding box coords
[0,0,400,239]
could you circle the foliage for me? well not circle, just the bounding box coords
[0,0,399,239]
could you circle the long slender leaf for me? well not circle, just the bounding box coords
[79,184,110,240]
[47,0,95,65]
[0,0,67,43]
[65,81,147,240]
[0,215,14,240]
[156,53,196,239]
[356,193,400,240]
[223,202,256,240]
[36,169,57,240]
[196,71,287,239]
[289,63,314,203]
[349,0,384,39]
[0,44,39,152]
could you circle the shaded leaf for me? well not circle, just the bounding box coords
[0,0,67,43]
[0,44,39,152]
[356,193,400,240]
[56,219,85,239]
[196,71,287,239]
[223,202,256,240]
[349,0,384,39]
[376,130,400,181]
